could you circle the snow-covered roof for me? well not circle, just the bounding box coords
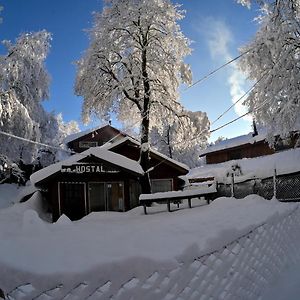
[30,147,144,185]
[64,124,121,144]
[104,136,189,172]
[188,147,300,184]
[199,130,268,157]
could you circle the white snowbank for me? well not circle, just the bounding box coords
[261,260,300,300]
[0,191,296,294]
[0,183,36,209]
[188,148,300,183]
[0,184,20,209]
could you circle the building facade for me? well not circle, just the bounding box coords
[31,127,189,221]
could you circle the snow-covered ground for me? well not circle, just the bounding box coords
[0,183,35,209]
[0,194,293,276]
[261,261,300,300]
[0,186,298,299]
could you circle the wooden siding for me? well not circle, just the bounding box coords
[110,141,187,190]
[44,169,140,222]
[67,125,123,153]
[206,141,275,164]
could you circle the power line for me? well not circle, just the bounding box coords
[184,47,254,91]
[210,111,252,133]
[0,130,74,155]
[210,96,271,134]
[209,48,286,134]
[210,72,266,126]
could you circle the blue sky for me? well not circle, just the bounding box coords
[0,0,259,141]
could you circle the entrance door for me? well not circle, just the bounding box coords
[107,182,124,212]
[88,182,106,212]
[59,182,86,221]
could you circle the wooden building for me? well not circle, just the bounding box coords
[31,130,189,222]
[200,130,300,165]
[65,124,125,153]
[199,132,274,165]
[104,136,188,192]
[188,129,300,186]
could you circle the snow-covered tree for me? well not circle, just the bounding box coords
[55,113,80,146]
[36,114,80,167]
[150,110,209,167]
[238,0,300,143]
[0,30,54,164]
[0,154,24,184]
[75,0,195,192]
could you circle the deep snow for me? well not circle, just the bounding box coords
[0,183,35,209]
[0,191,295,279]
[261,261,300,300]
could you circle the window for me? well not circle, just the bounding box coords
[79,141,98,148]
[228,151,242,160]
[151,179,173,193]
[89,182,124,212]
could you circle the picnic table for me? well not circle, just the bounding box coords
[139,184,217,214]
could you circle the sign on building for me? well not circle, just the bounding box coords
[61,164,119,174]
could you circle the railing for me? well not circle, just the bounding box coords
[2,205,300,300]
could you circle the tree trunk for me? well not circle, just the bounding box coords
[140,46,151,194]
[140,109,151,194]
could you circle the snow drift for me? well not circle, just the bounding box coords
[0,190,299,299]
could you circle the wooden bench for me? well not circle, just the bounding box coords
[139,185,217,214]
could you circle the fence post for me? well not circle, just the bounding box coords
[273,168,277,199]
[231,173,235,197]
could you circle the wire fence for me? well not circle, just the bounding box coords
[217,171,300,202]
[2,204,300,300]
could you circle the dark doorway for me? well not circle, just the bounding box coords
[88,182,106,212]
[59,182,86,220]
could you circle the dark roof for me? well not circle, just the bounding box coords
[64,124,123,144]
